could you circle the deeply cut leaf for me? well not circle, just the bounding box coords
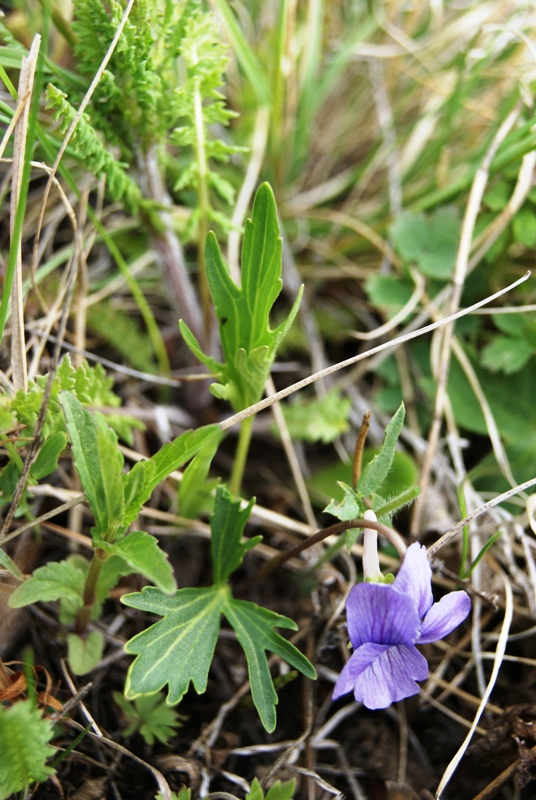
[122,585,316,733]
[211,485,261,586]
[122,586,227,703]
[223,599,317,732]
[181,183,302,411]
[113,690,182,745]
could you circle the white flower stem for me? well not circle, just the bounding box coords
[362,509,382,580]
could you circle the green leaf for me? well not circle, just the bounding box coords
[365,273,414,317]
[324,481,364,521]
[211,486,261,586]
[99,531,176,595]
[8,559,85,609]
[223,598,316,732]
[390,207,460,279]
[30,431,68,480]
[67,630,105,675]
[358,403,406,497]
[182,183,302,411]
[113,690,182,745]
[247,777,296,800]
[61,391,124,538]
[492,311,531,337]
[277,389,351,444]
[480,335,533,374]
[122,424,221,527]
[122,586,227,703]
[156,789,191,800]
[0,701,55,796]
[512,205,536,247]
[121,585,316,732]
[178,428,223,518]
[0,547,24,581]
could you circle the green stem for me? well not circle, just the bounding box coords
[75,547,106,635]
[229,415,254,497]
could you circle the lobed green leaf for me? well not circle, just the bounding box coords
[183,183,302,411]
[210,485,261,586]
[122,586,227,703]
[8,559,85,609]
[223,599,316,732]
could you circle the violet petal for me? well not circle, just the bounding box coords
[393,542,434,617]
[345,582,421,649]
[334,642,429,709]
[417,590,472,644]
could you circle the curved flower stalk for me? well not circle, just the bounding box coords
[333,521,471,710]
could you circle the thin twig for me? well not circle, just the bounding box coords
[435,556,514,799]
[412,102,523,536]
[220,272,530,431]
[428,475,536,557]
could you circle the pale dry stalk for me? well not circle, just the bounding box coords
[10,35,40,392]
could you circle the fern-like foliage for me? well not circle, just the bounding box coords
[45,84,143,211]
[86,301,158,375]
[46,0,241,232]
[172,6,245,236]
[2,354,141,444]
[0,701,55,797]
[70,0,164,153]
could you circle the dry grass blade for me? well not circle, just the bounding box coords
[220,272,530,430]
[9,35,40,393]
[435,557,514,798]
[412,102,523,535]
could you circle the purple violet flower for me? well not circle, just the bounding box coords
[333,542,471,710]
